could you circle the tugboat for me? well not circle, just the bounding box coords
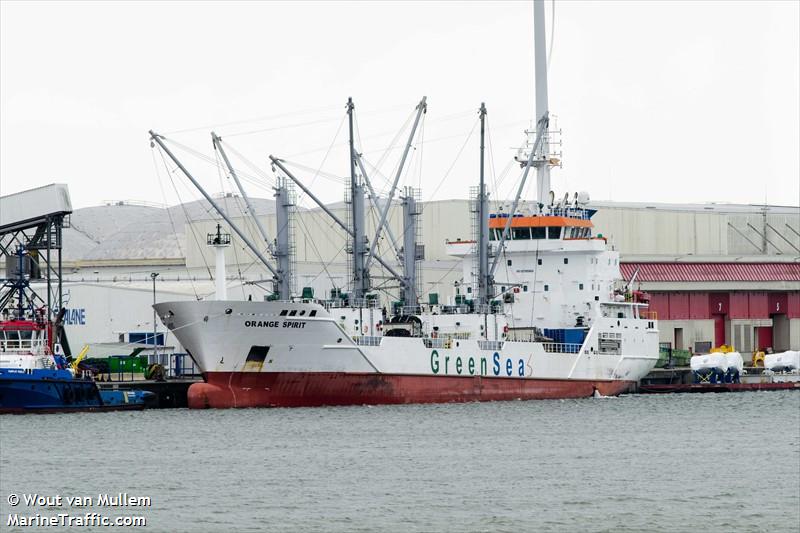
[0,245,153,413]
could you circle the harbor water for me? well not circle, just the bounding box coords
[1,391,798,532]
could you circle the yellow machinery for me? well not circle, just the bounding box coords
[712,344,765,366]
[70,345,90,372]
[710,344,734,354]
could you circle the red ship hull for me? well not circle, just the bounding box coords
[187,372,637,409]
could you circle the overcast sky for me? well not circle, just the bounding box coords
[1,0,798,210]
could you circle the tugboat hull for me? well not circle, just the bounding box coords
[0,369,152,414]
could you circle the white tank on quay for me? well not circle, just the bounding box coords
[764,351,800,372]
[690,351,744,383]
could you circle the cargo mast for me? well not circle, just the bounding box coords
[212,132,294,300]
[347,97,369,301]
[489,0,551,278]
[532,0,550,205]
[476,103,492,307]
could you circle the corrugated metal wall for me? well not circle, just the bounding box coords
[184,201,799,270]
[649,291,800,320]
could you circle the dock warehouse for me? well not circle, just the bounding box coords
[3,188,798,359]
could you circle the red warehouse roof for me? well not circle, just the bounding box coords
[620,263,800,283]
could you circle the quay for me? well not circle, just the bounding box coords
[638,366,800,394]
[97,379,200,408]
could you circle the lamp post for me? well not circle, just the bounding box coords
[151,272,159,362]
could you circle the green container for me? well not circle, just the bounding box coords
[656,347,691,368]
[428,293,439,305]
[107,355,148,374]
[266,293,280,301]
[302,286,314,299]
[672,349,691,366]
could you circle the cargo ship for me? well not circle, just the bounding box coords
[151,0,660,408]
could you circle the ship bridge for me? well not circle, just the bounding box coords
[446,209,605,258]
[487,213,595,242]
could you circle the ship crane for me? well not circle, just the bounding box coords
[149,131,292,300]
[269,96,427,309]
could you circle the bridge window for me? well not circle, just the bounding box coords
[547,227,561,239]
[537,258,542,265]
[544,285,549,292]
[563,258,569,264]
[512,227,531,240]
[531,227,546,239]
[507,259,512,266]
[579,283,584,290]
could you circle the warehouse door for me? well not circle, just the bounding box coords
[756,327,773,352]
[772,314,789,352]
[713,315,725,347]
[769,293,789,352]
[674,328,684,351]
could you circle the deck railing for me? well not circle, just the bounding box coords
[541,342,583,354]
[477,340,505,351]
[423,338,451,349]
[353,336,383,347]
[0,339,45,351]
